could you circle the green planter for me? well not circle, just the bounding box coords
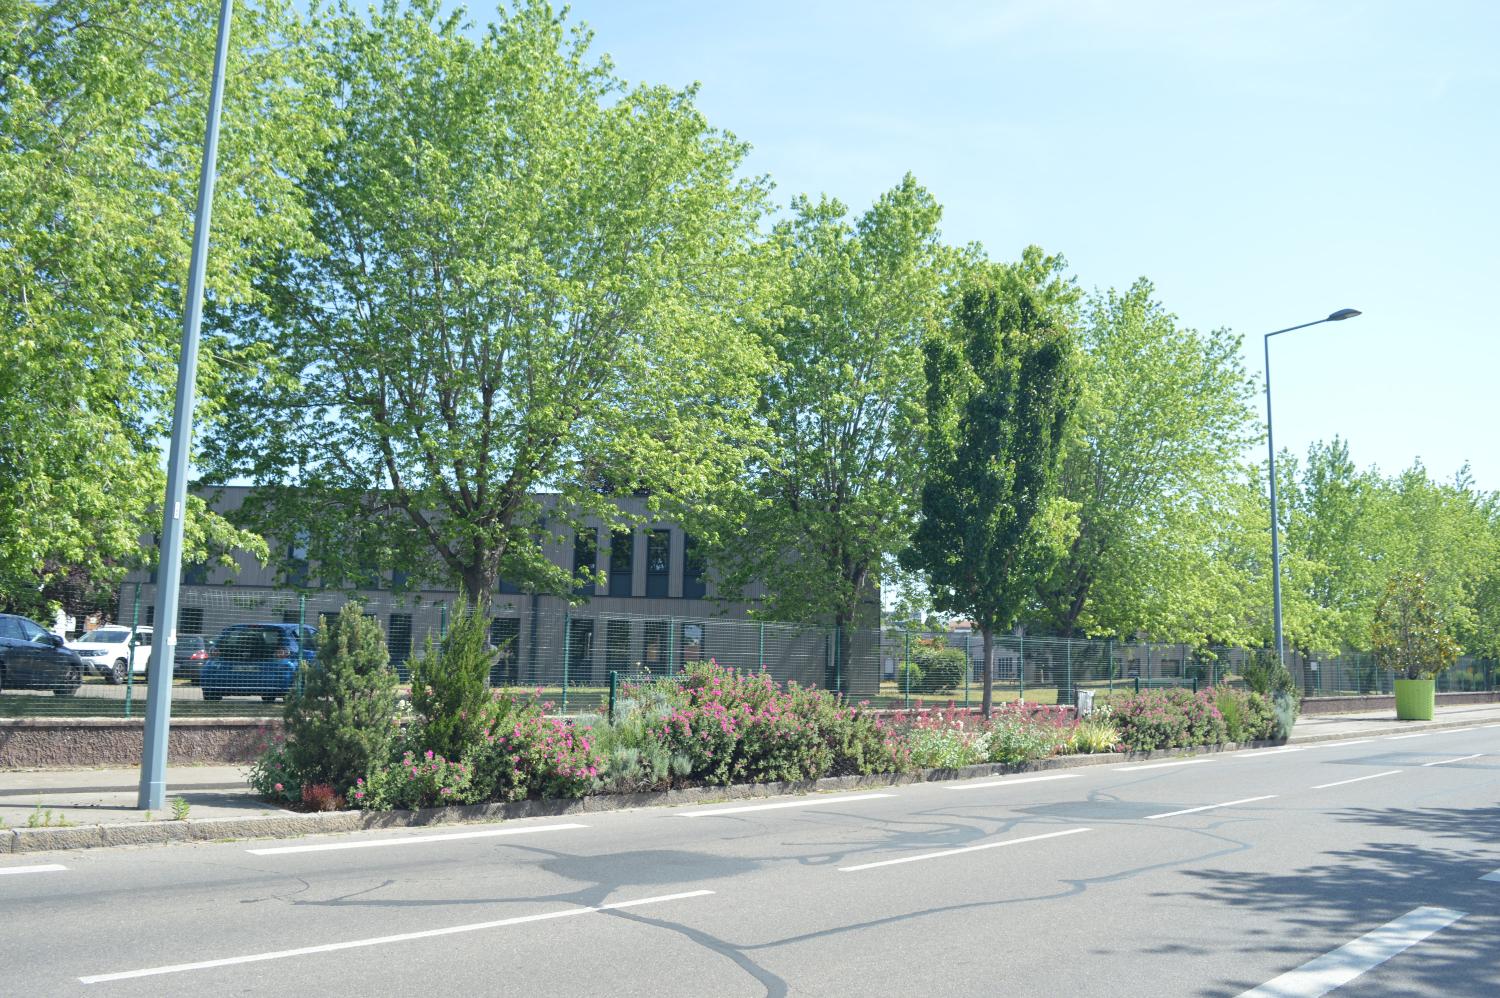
[1394,678,1435,721]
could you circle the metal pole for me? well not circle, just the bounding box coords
[138,0,234,811]
[608,670,618,723]
[124,583,141,719]
[1018,631,1025,703]
[903,629,911,708]
[296,593,307,697]
[561,610,570,714]
[758,620,765,673]
[963,634,971,707]
[1265,331,1286,670]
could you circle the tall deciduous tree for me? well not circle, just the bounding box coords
[1033,280,1258,643]
[902,250,1079,716]
[0,0,321,615]
[712,176,955,682]
[206,0,772,601]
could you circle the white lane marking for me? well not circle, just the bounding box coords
[1305,739,1373,749]
[943,774,1080,791]
[1420,754,1482,768]
[839,827,1091,872]
[1481,724,1500,730]
[1435,727,1474,734]
[246,823,587,855]
[79,889,714,983]
[1146,795,1278,820]
[1480,869,1500,883]
[1237,747,1304,758]
[1310,770,1401,790]
[1389,733,1429,740]
[1237,905,1464,998]
[677,792,894,817]
[0,864,67,876]
[1119,759,1213,772]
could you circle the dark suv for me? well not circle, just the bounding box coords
[0,614,83,696]
[200,623,317,702]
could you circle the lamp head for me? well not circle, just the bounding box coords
[1326,308,1361,321]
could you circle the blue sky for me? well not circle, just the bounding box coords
[414,2,1500,489]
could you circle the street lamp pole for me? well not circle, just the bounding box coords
[1264,308,1361,670]
[138,0,235,811]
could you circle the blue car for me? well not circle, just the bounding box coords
[200,623,317,702]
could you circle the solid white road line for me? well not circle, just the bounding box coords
[1145,795,1278,820]
[1480,869,1500,883]
[1237,747,1304,758]
[1420,754,1482,768]
[0,863,67,876]
[1303,739,1372,749]
[942,774,1080,791]
[838,827,1091,872]
[1118,759,1213,772]
[1310,770,1401,790]
[1435,727,1475,734]
[1481,724,1500,730]
[1389,733,1429,740]
[79,890,714,984]
[677,792,894,817]
[245,823,588,855]
[1237,906,1465,998]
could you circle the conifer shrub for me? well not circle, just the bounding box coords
[409,597,494,762]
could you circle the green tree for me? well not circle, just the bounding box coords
[1033,279,1258,644]
[205,0,771,602]
[0,0,325,615]
[283,602,399,790]
[1371,570,1462,680]
[410,596,494,762]
[711,176,956,684]
[902,250,1080,716]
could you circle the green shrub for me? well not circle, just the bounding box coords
[356,749,480,810]
[1215,687,1277,743]
[1112,688,1228,751]
[467,693,602,801]
[409,598,494,762]
[1069,718,1120,754]
[277,603,399,794]
[1372,571,1462,680]
[579,705,691,794]
[911,644,967,695]
[1242,653,1297,700]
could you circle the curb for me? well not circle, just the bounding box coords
[3,715,1491,855]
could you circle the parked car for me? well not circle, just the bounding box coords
[200,623,317,702]
[66,625,153,684]
[0,613,84,696]
[173,635,215,684]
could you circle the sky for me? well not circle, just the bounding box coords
[364,1,1500,490]
[538,0,1500,489]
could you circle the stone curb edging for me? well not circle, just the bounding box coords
[4,712,1490,855]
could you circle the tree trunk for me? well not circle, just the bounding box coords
[459,563,494,609]
[981,625,994,718]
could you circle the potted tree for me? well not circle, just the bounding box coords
[1371,571,1461,721]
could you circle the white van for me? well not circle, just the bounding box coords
[66,626,154,684]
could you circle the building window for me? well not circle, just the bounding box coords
[646,530,670,598]
[682,535,707,600]
[567,617,595,684]
[391,569,409,591]
[280,609,299,625]
[606,619,632,672]
[609,529,634,597]
[144,605,155,627]
[680,622,704,668]
[389,613,413,667]
[488,617,520,686]
[497,576,521,595]
[286,532,310,587]
[183,562,209,586]
[178,607,204,635]
[643,620,669,672]
[573,528,598,598]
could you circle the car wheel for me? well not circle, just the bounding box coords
[109,658,127,684]
[261,694,280,703]
[54,662,82,696]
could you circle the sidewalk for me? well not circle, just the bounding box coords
[4,701,1498,853]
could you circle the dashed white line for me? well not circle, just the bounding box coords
[79,890,715,983]
[1310,770,1401,790]
[678,792,895,817]
[1420,754,1482,768]
[0,864,67,876]
[1480,869,1500,883]
[1389,733,1429,740]
[1304,739,1373,749]
[1435,727,1474,734]
[1119,759,1214,772]
[1146,795,1278,820]
[246,823,587,855]
[1237,906,1464,997]
[1237,747,1304,758]
[838,827,1091,872]
[943,774,1079,791]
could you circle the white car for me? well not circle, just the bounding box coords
[66,626,153,684]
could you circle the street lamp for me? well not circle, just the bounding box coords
[1264,308,1362,671]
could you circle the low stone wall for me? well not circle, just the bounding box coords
[0,717,282,769]
[1300,690,1499,715]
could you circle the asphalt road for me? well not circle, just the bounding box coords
[3,724,1498,997]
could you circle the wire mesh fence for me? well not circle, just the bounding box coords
[2,583,1494,718]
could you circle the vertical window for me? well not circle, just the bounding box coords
[606,619,632,672]
[389,613,413,667]
[391,569,409,591]
[681,535,707,600]
[145,605,155,627]
[280,609,299,625]
[178,607,204,635]
[567,618,595,684]
[497,576,521,595]
[643,620,669,672]
[573,528,599,597]
[646,530,670,598]
[286,532,310,587]
[680,622,705,668]
[183,562,209,586]
[609,529,634,597]
[488,617,520,686]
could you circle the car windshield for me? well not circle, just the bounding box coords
[217,626,296,662]
[80,629,129,643]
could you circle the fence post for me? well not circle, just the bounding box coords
[1065,636,1073,708]
[1107,637,1114,695]
[1134,675,1141,694]
[1018,631,1025,704]
[758,620,765,673]
[668,617,676,676]
[608,670,619,723]
[561,610,570,714]
[963,634,972,707]
[439,602,448,641]
[297,593,307,697]
[124,582,141,719]
[903,629,911,708]
[833,626,841,697]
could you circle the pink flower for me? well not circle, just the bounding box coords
[274,782,283,792]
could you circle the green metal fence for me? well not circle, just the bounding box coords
[1,584,1494,718]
